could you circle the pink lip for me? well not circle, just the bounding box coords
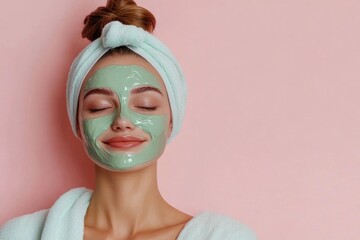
[103,136,145,149]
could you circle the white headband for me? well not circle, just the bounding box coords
[66,21,187,142]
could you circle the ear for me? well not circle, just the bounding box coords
[167,120,173,138]
[76,122,83,141]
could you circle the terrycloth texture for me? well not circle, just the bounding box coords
[0,188,256,240]
[66,21,187,142]
[0,188,91,240]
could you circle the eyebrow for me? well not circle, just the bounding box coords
[84,88,114,99]
[131,86,163,96]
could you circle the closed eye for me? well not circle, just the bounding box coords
[89,107,112,113]
[136,106,157,111]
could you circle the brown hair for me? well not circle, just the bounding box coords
[82,0,156,41]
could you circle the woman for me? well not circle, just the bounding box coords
[0,0,256,239]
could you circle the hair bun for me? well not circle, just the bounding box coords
[82,0,156,41]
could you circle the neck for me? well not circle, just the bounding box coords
[84,163,171,235]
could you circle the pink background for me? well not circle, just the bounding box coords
[1,0,359,239]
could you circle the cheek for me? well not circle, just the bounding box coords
[127,109,168,136]
[82,113,114,142]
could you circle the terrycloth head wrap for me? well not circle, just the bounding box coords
[66,21,186,142]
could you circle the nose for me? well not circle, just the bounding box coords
[111,115,135,131]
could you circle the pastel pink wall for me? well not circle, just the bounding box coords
[1,0,359,239]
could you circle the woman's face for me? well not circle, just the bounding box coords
[77,54,172,171]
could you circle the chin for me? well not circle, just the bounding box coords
[93,158,159,173]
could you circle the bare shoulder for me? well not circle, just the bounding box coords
[177,211,257,240]
[0,209,49,240]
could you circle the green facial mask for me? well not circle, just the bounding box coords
[82,65,169,171]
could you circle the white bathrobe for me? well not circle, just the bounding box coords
[0,188,256,240]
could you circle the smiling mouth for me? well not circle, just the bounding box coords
[105,141,144,148]
[103,137,146,150]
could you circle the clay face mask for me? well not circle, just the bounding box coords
[82,65,169,171]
